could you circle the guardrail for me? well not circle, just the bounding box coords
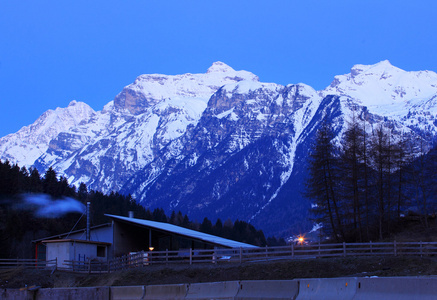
[4,277,437,299]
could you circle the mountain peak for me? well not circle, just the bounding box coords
[324,60,437,109]
[68,100,78,106]
[207,61,235,73]
[349,60,401,78]
[376,59,392,66]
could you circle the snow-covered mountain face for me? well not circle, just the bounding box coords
[324,60,437,136]
[1,61,437,237]
[0,101,96,167]
[32,62,258,193]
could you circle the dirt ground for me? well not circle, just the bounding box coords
[1,256,437,289]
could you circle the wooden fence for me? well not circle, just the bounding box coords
[62,259,109,274]
[104,240,437,272]
[2,241,436,273]
[0,258,57,270]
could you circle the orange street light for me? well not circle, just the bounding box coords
[298,236,305,245]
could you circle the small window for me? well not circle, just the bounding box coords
[97,245,106,257]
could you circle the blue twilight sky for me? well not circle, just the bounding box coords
[1,0,436,137]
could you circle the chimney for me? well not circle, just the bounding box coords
[128,211,134,218]
[86,202,90,241]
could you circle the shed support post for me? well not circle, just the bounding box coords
[149,229,152,249]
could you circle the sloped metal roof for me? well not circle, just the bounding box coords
[42,239,111,246]
[32,223,112,243]
[105,214,258,249]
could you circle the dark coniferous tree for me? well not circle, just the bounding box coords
[213,218,223,237]
[43,167,59,197]
[370,125,390,240]
[409,137,433,228]
[306,120,344,241]
[181,214,190,228]
[28,168,43,193]
[390,134,410,221]
[0,161,15,194]
[169,210,177,225]
[77,182,89,202]
[339,115,366,241]
[200,217,213,234]
[359,117,372,240]
[152,208,168,223]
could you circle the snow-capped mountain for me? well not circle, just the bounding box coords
[0,100,96,167]
[33,62,258,193]
[1,61,436,237]
[323,60,437,135]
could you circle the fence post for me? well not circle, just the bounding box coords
[370,241,373,254]
[189,248,192,265]
[265,246,268,260]
[140,250,146,268]
[166,249,168,265]
[239,247,242,264]
[420,241,423,257]
[88,259,91,274]
[291,243,294,258]
[51,258,57,274]
[318,242,321,257]
[343,242,346,257]
[394,240,397,256]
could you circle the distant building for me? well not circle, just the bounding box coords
[34,213,257,269]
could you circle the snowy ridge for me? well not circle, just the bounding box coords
[324,60,437,114]
[0,101,95,167]
[114,61,258,115]
[323,60,437,136]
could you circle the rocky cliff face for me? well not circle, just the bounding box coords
[121,81,324,236]
[1,61,437,237]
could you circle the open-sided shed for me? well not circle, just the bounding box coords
[106,214,257,257]
[35,214,257,265]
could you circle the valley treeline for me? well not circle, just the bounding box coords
[0,163,273,259]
